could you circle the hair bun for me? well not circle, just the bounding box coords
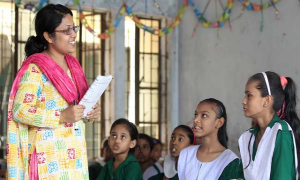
[25,35,45,57]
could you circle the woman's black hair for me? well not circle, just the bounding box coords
[247,71,300,174]
[138,134,154,151]
[110,118,139,154]
[174,125,195,145]
[25,4,73,58]
[200,98,228,148]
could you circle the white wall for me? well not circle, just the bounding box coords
[178,0,300,154]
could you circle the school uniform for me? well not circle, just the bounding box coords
[239,114,298,180]
[96,154,143,180]
[178,145,243,180]
[89,158,106,180]
[143,162,163,180]
[89,163,103,180]
[148,154,178,180]
[95,157,107,167]
[148,173,179,180]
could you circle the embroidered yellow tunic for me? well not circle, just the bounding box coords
[7,64,89,180]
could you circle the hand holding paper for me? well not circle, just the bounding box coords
[79,75,113,117]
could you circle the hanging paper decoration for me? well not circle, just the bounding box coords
[191,0,211,37]
[234,0,280,23]
[189,0,234,28]
[16,0,21,7]
[260,0,264,31]
[152,0,165,16]
[34,0,48,12]
[236,0,280,31]
[126,0,189,36]
[77,2,127,39]
[238,0,280,11]
[218,0,233,30]
[15,0,48,12]
[14,0,284,39]
[144,0,148,39]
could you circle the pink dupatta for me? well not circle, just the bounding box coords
[7,53,88,179]
[9,53,88,104]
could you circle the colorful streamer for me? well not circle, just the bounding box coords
[16,0,48,12]
[239,0,280,11]
[126,0,189,36]
[189,0,234,28]
[15,0,283,40]
[152,0,165,16]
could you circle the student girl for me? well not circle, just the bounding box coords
[239,71,300,179]
[97,118,142,180]
[150,138,163,165]
[178,98,243,180]
[89,138,113,180]
[134,133,155,178]
[143,138,164,180]
[149,125,195,180]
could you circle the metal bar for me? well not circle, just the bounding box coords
[100,13,106,146]
[0,9,3,150]
[14,4,18,75]
[150,18,153,137]
[92,12,96,158]
[142,20,146,134]
[135,24,140,126]
[139,52,159,55]
[158,19,162,141]
[78,15,83,65]
[126,47,130,118]
[18,40,27,43]
[137,121,158,125]
[139,87,159,90]
[143,92,145,133]
[1,9,3,75]
[164,18,169,151]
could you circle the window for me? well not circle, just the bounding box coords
[75,10,112,158]
[125,16,168,142]
[0,2,15,159]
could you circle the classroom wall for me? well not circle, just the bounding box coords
[177,0,300,154]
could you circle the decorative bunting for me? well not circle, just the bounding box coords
[239,0,279,12]
[15,0,283,39]
[189,0,234,28]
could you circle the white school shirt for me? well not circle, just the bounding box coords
[95,157,106,166]
[143,162,164,180]
[178,145,238,180]
[164,154,177,178]
[239,121,299,180]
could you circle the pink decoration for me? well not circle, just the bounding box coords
[183,0,189,6]
[280,76,288,87]
[212,22,219,28]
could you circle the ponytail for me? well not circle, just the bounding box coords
[283,77,300,174]
[25,36,47,58]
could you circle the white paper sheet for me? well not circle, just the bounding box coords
[79,75,113,117]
